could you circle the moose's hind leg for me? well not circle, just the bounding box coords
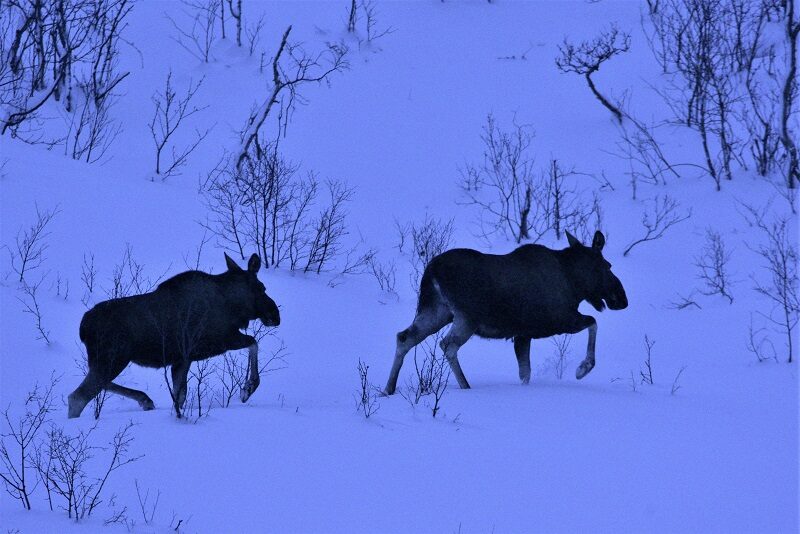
[384,306,453,395]
[68,369,105,419]
[440,315,474,390]
[105,383,155,411]
[68,352,130,419]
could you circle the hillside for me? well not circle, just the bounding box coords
[1,1,797,532]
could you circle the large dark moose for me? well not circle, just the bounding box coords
[68,253,280,418]
[384,231,628,395]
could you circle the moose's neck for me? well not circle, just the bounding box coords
[557,247,594,305]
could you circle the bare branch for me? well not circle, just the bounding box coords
[556,24,631,123]
[694,228,735,303]
[623,194,692,256]
[10,204,59,283]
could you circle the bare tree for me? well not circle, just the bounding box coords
[670,365,687,395]
[253,330,288,380]
[1,0,133,150]
[67,92,121,164]
[134,479,161,525]
[362,0,393,43]
[350,0,394,47]
[695,228,735,303]
[0,377,57,510]
[645,0,790,189]
[18,276,51,345]
[743,206,798,363]
[406,214,454,291]
[609,109,682,199]
[87,0,134,106]
[459,116,600,244]
[185,359,215,420]
[550,334,572,380]
[202,155,249,260]
[226,0,242,47]
[746,314,778,363]
[34,421,140,519]
[149,71,209,179]
[355,359,379,418]
[459,115,539,243]
[52,271,69,300]
[367,255,397,296]
[640,335,655,385]
[237,25,348,169]
[427,345,450,418]
[81,252,97,308]
[244,13,265,56]
[742,8,783,178]
[9,204,59,283]
[304,180,354,274]
[215,352,248,408]
[623,194,692,256]
[104,244,166,299]
[347,0,358,33]
[668,290,702,310]
[556,25,631,123]
[205,148,358,274]
[780,0,800,188]
[397,333,448,410]
[167,0,219,64]
[545,159,604,243]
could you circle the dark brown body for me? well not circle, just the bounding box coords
[68,253,279,418]
[384,231,627,394]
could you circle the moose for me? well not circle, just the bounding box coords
[383,231,628,395]
[68,253,280,418]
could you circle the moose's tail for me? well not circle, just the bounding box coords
[416,266,440,314]
[78,309,93,344]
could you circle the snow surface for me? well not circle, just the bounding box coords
[1,1,798,533]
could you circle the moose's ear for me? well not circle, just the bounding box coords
[592,231,606,251]
[224,253,242,272]
[566,231,581,248]
[247,253,261,273]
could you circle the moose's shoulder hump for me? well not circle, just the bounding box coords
[512,243,554,256]
[156,270,211,290]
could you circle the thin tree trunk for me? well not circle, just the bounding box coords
[781,0,799,188]
[585,72,622,123]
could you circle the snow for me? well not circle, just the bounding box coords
[1,1,797,533]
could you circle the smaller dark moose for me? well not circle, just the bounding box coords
[384,231,628,394]
[68,253,280,418]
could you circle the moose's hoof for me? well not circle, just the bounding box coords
[140,398,155,411]
[520,376,531,385]
[240,384,256,403]
[575,360,595,380]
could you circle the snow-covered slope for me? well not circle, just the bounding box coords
[1,1,797,532]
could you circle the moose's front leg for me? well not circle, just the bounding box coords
[241,341,260,402]
[226,332,259,402]
[573,315,598,380]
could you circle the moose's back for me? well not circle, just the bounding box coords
[80,271,233,368]
[425,244,579,339]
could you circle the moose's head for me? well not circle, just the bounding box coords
[565,230,628,312]
[224,253,281,327]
